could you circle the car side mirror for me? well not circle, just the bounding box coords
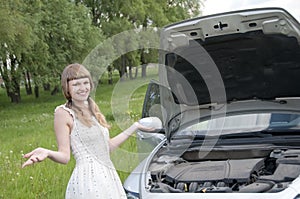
[139,117,163,133]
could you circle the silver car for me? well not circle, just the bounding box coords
[124,7,300,199]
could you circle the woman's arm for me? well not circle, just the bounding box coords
[22,108,72,168]
[108,122,155,152]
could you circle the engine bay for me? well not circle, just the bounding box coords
[147,145,300,193]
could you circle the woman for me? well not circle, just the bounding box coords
[22,63,154,198]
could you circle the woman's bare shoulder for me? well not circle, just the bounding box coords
[54,106,73,121]
[54,108,73,134]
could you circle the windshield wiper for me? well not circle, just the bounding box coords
[218,131,273,139]
[172,128,300,142]
[172,131,272,140]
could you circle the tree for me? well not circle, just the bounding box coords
[35,0,104,96]
[19,0,50,96]
[0,0,34,103]
[76,0,202,82]
[0,0,104,102]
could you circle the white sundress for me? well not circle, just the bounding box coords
[55,105,126,199]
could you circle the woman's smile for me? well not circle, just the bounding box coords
[68,77,91,103]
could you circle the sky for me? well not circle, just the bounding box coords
[202,0,300,21]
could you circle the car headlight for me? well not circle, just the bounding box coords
[126,191,139,199]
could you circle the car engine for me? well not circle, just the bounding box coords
[147,145,300,193]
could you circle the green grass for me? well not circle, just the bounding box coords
[0,66,158,198]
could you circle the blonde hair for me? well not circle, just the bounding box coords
[61,63,110,128]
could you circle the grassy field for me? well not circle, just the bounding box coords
[0,67,158,199]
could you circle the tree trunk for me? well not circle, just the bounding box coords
[9,75,21,103]
[129,66,133,79]
[0,61,11,98]
[107,65,113,85]
[9,56,21,103]
[24,71,32,95]
[141,64,147,77]
[129,66,138,79]
[140,51,147,77]
[34,85,39,98]
[43,83,51,91]
[134,67,138,78]
[51,85,59,95]
[119,55,127,81]
[9,92,21,103]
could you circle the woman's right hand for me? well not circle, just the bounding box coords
[22,147,50,168]
[137,117,162,132]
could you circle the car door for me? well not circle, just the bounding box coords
[136,80,165,161]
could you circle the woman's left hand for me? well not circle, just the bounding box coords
[134,122,157,132]
[135,117,163,132]
[22,147,50,168]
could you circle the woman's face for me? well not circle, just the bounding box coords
[68,77,91,103]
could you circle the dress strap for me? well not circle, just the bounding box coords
[55,104,75,119]
[54,104,75,115]
[55,104,77,133]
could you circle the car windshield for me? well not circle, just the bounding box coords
[183,113,300,136]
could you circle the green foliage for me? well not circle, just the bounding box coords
[0,0,105,103]
[34,0,104,85]
[0,0,202,103]
[0,0,33,58]
[0,0,35,102]
[79,0,202,79]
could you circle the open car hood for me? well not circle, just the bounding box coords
[159,7,300,107]
[157,8,300,139]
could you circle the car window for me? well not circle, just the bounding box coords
[185,113,300,133]
[142,82,161,118]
